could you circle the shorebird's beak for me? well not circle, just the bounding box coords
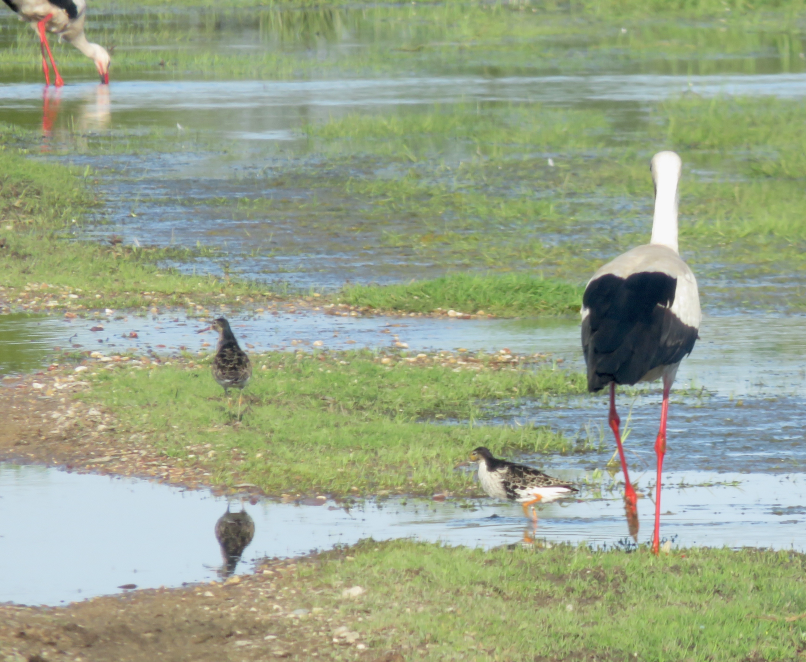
[454,461,470,469]
[101,71,109,85]
[196,326,212,334]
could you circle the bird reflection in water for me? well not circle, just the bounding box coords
[214,504,255,578]
[41,87,61,147]
[77,83,111,132]
[41,84,110,151]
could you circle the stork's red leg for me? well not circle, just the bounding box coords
[652,378,672,555]
[609,383,639,538]
[37,16,63,87]
[37,20,51,86]
[609,383,637,505]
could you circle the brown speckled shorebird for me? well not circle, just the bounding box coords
[469,447,577,522]
[214,505,255,577]
[211,317,251,419]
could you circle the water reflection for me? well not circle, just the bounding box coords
[41,87,61,141]
[214,505,255,577]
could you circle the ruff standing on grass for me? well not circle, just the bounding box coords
[581,151,701,555]
[211,317,252,419]
[2,0,110,86]
[469,447,577,521]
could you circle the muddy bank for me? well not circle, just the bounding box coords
[0,551,386,662]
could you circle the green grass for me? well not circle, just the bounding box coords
[90,0,806,16]
[3,2,806,82]
[85,350,589,496]
[340,273,583,317]
[295,539,806,661]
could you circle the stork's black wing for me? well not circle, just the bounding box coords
[582,271,698,391]
[48,0,80,19]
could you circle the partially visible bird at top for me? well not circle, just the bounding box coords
[211,317,252,420]
[214,505,255,578]
[2,0,110,86]
[581,150,701,554]
[469,447,577,522]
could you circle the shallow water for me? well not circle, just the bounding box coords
[2,310,804,397]
[2,462,805,606]
[4,73,806,133]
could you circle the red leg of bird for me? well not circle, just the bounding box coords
[609,383,637,506]
[37,21,51,87]
[37,16,63,87]
[652,379,672,555]
[610,383,639,538]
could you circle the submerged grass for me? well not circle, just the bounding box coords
[0,142,278,310]
[299,539,806,661]
[340,272,583,317]
[85,350,588,496]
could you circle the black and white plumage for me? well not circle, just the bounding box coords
[214,506,255,578]
[211,317,252,418]
[580,150,701,553]
[469,447,577,520]
[2,0,110,86]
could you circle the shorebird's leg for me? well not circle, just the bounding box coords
[521,495,542,524]
[37,15,64,87]
[236,391,243,422]
[652,377,672,555]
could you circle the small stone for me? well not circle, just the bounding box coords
[292,608,309,616]
[74,366,88,373]
[203,591,214,597]
[341,586,365,599]
[234,640,250,647]
[394,341,408,349]
[447,309,457,317]
[31,383,44,389]
[344,632,360,644]
[566,604,574,612]
[313,340,323,346]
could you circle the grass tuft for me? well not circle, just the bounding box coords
[299,538,806,661]
[340,273,583,317]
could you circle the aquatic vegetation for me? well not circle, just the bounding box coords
[85,350,588,496]
[0,142,277,310]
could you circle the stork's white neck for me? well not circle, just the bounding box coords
[649,153,681,255]
[67,33,96,58]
